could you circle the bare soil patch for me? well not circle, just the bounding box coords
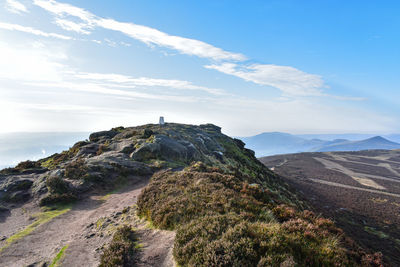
[0,176,175,267]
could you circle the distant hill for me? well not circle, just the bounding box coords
[240,132,400,156]
[240,132,327,156]
[314,136,400,152]
[296,133,375,141]
[386,134,400,143]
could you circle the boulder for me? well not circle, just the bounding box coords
[0,179,33,192]
[86,152,152,176]
[89,130,119,142]
[76,143,100,157]
[132,135,202,163]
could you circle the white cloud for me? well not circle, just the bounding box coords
[95,18,246,61]
[30,1,368,99]
[33,0,246,61]
[75,72,227,95]
[31,0,331,97]
[54,18,91,34]
[0,21,72,40]
[0,41,65,81]
[5,0,28,14]
[25,81,201,103]
[33,0,95,22]
[205,63,325,96]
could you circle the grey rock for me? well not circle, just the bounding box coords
[76,143,100,157]
[87,152,152,176]
[0,179,33,192]
[89,130,118,142]
[132,134,199,162]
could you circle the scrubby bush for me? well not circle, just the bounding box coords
[99,225,138,267]
[137,168,271,229]
[41,175,77,206]
[0,160,42,174]
[46,176,70,194]
[64,158,89,179]
[39,193,77,206]
[15,160,41,170]
[39,141,88,170]
[138,163,374,266]
[174,214,353,267]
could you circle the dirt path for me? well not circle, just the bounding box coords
[0,177,175,267]
[314,157,400,186]
[309,178,400,198]
[270,158,287,171]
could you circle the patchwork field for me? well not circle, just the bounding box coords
[260,150,400,265]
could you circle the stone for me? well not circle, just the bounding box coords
[89,130,119,142]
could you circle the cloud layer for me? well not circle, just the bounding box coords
[205,63,324,96]
[33,0,246,61]
[31,0,329,97]
[0,22,71,40]
[5,0,28,14]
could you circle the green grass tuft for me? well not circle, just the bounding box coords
[49,244,69,267]
[0,204,71,253]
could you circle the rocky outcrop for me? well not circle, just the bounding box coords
[0,123,258,207]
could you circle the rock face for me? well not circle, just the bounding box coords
[0,123,260,207]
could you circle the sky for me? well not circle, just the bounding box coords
[0,0,399,136]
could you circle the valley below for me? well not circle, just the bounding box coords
[261,150,400,265]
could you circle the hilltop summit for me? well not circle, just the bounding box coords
[0,123,382,266]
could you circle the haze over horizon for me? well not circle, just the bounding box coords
[1,0,399,136]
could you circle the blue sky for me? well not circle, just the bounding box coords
[0,0,399,136]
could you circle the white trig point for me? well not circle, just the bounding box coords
[159,116,165,125]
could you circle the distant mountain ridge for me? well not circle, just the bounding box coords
[315,136,400,152]
[240,132,400,157]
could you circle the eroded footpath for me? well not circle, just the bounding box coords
[0,177,175,267]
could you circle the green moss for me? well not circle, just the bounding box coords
[0,204,71,253]
[364,226,389,239]
[49,245,69,267]
[39,141,87,170]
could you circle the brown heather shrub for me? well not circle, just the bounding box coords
[137,168,270,229]
[361,252,384,267]
[137,163,370,266]
[99,225,138,267]
[15,160,41,170]
[39,193,77,206]
[174,214,353,267]
[272,204,297,221]
[41,175,77,206]
[46,175,70,194]
[64,158,89,179]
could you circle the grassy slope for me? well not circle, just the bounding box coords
[135,124,382,266]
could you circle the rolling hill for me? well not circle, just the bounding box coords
[314,136,400,152]
[240,132,400,157]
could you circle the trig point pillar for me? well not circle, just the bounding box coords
[159,116,165,126]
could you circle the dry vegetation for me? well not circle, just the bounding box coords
[138,163,382,266]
